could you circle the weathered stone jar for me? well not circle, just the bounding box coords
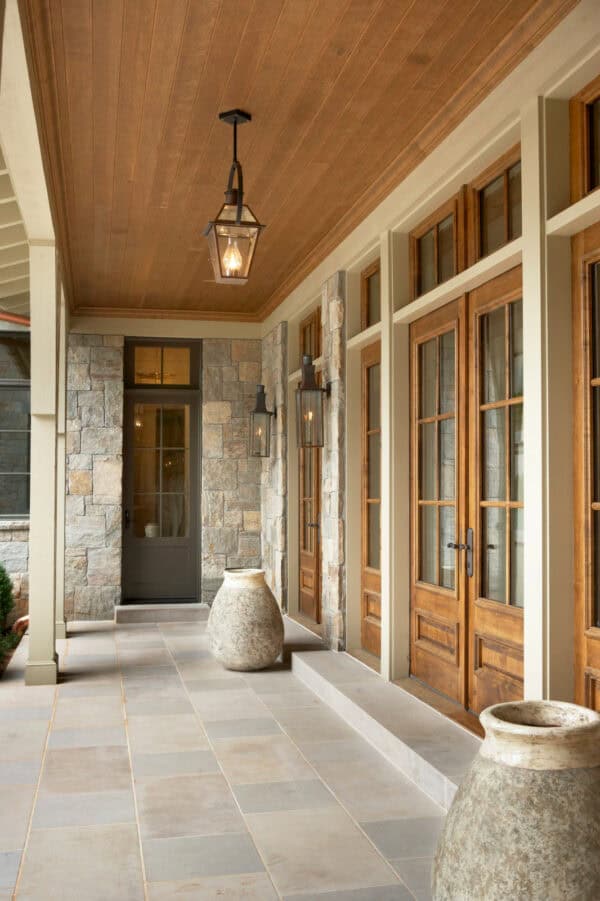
[208,568,284,671]
[433,700,600,901]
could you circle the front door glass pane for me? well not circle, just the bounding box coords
[437,215,455,284]
[510,508,524,608]
[510,405,524,502]
[419,339,436,417]
[482,507,506,603]
[368,433,380,498]
[589,98,600,192]
[508,162,522,241]
[439,419,455,500]
[367,270,381,327]
[420,505,436,584]
[482,307,505,402]
[594,512,600,627]
[439,506,455,590]
[592,263,600,379]
[510,300,523,396]
[368,364,381,430]
[439,331,455,414]
[132,403,189,538]
[480,175,505,256]
[483,408,506,501]
[418,229,436,295]
[419,422,436,500]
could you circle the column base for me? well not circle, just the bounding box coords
[25,654,58,686]
[55,621,67,640]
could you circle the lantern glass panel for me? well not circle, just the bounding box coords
[250,411,270,457]
[296,389,324,447]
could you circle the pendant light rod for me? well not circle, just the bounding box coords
[219,110,251,225]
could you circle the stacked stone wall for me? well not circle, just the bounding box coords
[261,323,287,607]
[201,338,263,604]
[0,522,29,624]
[64,334,123,619]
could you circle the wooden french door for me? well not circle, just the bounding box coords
[299,442,321,622]
[573,220,600,710]
[410,267,524,714]
[361,341,382,657]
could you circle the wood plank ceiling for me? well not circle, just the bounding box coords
[20,0,575,322]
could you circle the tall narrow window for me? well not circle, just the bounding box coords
[470,151,522,262]
[570,75,600,202]
[410,195,464,301]
[360,260,381,330]
[0,332,31,517]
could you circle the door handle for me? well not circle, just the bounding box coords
[307,522,320,528]
[124,508,130,529]
[447,528,474,578]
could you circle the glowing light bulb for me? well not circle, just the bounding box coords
[305,410,313,422]
[222,237,243,276]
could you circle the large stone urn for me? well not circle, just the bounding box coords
[433,700,600,901]
[208,568,284,671]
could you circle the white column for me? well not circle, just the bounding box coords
[55,286,67,639]
[25,241,59,685]
[521,97,574,701]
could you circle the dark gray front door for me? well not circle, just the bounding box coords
[123,390,199,601]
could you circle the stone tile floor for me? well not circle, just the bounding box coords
[0,619,444,900]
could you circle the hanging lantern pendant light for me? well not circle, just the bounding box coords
[204,110,265,285]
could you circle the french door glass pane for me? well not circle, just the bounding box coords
[303,500,313,552]
[440,506,456,590]
[482,507,506,603]
[482,307,505,402]
[134,450,159,493]
[0,388,30,430]
[510,405,524,502]
[134,405,160,446]
[419,422,436,500]
[420,505,436,584]
[368,502,380,570]
[367,270,381,326]
[595,511,600,627]
[368,364,381,430]
[510,300,523,397]
[439,331,455,413]
[589,98,600,192]
[133,494,159,538]
[594,388,600,503]
[162,495,187,538]
[480,175,505,256]
[162,451,187,492]
[0,474,28,515]
[508,162,522,240]
[510,508,524,608]
[418,229,436,295]
[439,419,455,500]
[368,433,380,499]
[437,215,455,284]
[419,338,436,418]
[162,406,187,447]
[592,263,600,379]
[482,408,506,501]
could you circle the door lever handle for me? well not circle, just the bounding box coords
[448,528,474,578]
[447,542,467,550]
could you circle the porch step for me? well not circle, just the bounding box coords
[291,647,481,810]
[114,603,209,624]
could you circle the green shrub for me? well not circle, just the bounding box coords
[0,564,14,630]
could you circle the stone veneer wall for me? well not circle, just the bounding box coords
[0,522,29,624]
[64,334,123,620]
[321,272,346,650]
[261,323,287,607]
[201,338,262,604]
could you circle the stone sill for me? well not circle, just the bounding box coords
[0,519,30,532]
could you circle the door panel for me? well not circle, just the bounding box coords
[123,391,198,601]
[410,300,467,704]
[573,220,600,711]
[410,267,524,714]
[299,443,321,622]
[362,341,382,657]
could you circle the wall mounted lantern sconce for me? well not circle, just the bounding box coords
[204,109,264,285]
[295,355,331,448]
[249,384,276,458]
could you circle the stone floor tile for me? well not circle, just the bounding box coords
[146,872,278,900]
[132,749,219,782]
[241,670,308,693]
[283,886,414,900]
[0,851,21,890]
[204,717,281,740]
[136,773,245,839]
[127,714,209,754]
[189,689,270,722]
[56,679,122,698]
[214,734,316,784]
[124,695,194,717]
[300,737,380,766]
[184,675,248,692]
[0,706,52,722]
[123,679,188,701]
[17,823,144,901]
[361,818,444,860]
[115,637,167,649]
[0,784,36,850]
[276,705,358,743]
[0,759,40,786]
[118,647,174,668]
[48,724,127,749]
[259,689,324,710]
[390,857,433,901]
[32,789,136,829]
[40,746,132,794]
[0,685,56,708]
[0,720,49,761]
[53,695,124,729]
[121,664,179,681]
[142,833,264,882]
[246,807,399,897]
[233,778,337,814]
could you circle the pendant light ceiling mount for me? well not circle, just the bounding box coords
[204,109,264,286]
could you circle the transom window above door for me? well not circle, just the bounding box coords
[570,73,600,201]
[409,194,465,301]
[125,342,199,388]
[468,146,522,263]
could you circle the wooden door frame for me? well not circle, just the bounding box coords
[298,442,322,624]
[361,339,382,656]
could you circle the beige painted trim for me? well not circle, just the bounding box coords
[70,316,262,341]
[547,190,600,237]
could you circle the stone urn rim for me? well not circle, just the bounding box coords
[480,700,600,770]
[223,567,266,583]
